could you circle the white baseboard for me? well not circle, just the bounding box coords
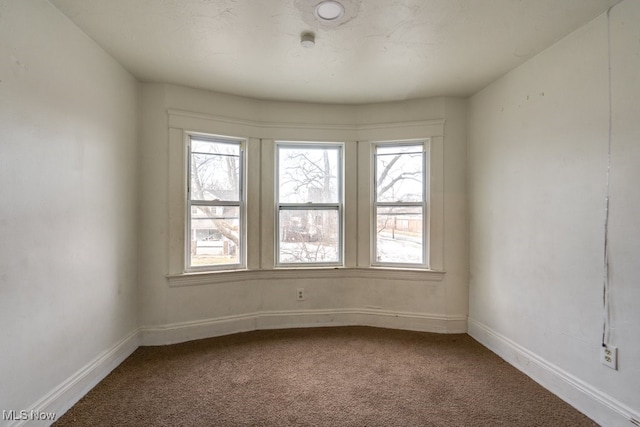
[140,308,467,346]
[468,317,640,427]
[256,308,467,333]
[141,313,258,346]
[10,329,140,427]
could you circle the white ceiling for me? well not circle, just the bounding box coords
[49,0,620,104]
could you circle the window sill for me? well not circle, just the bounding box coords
[166,267,445,288]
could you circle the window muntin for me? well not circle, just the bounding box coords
[188,135,245,270]
[373,141,427,267]
[276,143,343,266]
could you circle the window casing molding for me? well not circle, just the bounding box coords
[167,109,445,277]
[167,267,445,287]
[357,129,444,272]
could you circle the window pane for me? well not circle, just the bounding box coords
[278,146,340,203]
[375,206,423,264]
[376,146,423,203]
[191,141,240,202]
[279,209,339,263]
[190,206,240,267]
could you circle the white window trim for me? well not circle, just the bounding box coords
[371,139,430,269]
[275,141,345,267]
[167,109,445,278]
[356,126,444,272]
[185,132,247,272]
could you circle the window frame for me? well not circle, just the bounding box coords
[186,132,247,272]
[371,139,429,269]
[167,109,444,281]
[275,141,345,267]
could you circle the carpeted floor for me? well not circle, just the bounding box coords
[55,327,598,426]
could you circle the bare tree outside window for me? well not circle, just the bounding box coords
[277,144,342,265]
[374,143,427,266]
[188,137,243,268]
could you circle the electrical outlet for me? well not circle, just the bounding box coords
[601,345,617,370]
[296,288,305,301]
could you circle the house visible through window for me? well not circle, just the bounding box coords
[373,141,428,267]
[276,143,343,266]
[187,134,245,270]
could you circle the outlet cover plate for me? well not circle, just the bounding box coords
[601,345,617,370]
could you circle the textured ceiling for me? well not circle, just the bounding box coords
[49,0,620,104]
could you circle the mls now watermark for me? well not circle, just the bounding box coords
[3,410,57,422]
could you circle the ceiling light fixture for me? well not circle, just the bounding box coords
[315,1,345,22]
[296,0,357,28]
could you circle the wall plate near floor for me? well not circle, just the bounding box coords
[601,345,617,370]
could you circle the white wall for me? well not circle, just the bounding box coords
[467,0,640,425]
[138,84,469,343]
[0,0,139,422]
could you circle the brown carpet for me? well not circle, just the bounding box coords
[55,327,598,426]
